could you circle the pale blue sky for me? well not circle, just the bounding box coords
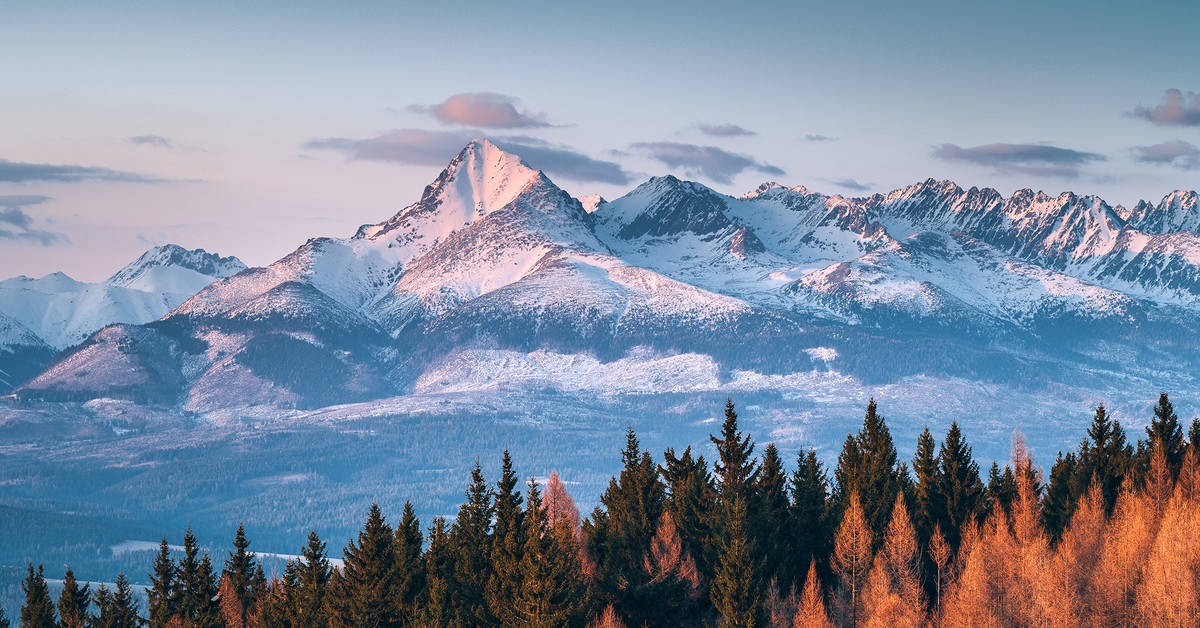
[2,1,1199,279]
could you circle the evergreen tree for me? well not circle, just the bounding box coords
[1042,451,1079,541]
[449,461,493,626]
[1078,404,1132,514]
[418,518,453,627]
[147,537,177,628]
[1146,392,1185,479]
[834,399,905,540]
[56,567,89,628]
[175,527,220,627]
[338,503,400,627]
[755,443,792,589]
[20,562,55,628]
[910,427,940,543]
[254,562,297,628]
[709,497,762,628]
[934,421,984,549]
[222,523,259,628]
[513,478,588,626]
[486,450,525,625]
[585,429,665,623]
[709,399,766,614]
[94,573,140,628]
[1189,418,1200,451]
[790,450,831,582]
[393,501,424,622]
[292,530,332,627]
[660,446,716,576]
[984,462,1017,518]
[711,399,759,503]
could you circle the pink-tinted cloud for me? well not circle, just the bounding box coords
[1129,89,1200,127]
[411,92,552,128]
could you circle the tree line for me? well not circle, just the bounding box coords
[12,393,1200,626]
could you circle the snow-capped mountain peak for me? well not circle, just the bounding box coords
[105,244,246,290]
[357,139,544,243]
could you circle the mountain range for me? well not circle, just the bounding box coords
[4,139,1200,413]
[4,138,1200,585]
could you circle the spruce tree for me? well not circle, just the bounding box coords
[486,450,525,625]
[292,530,332,627]
[175,527,220,628]
[1042,452,1078,541]
[393,501,424,621]
[755,443,792,589]
[660,446,716,576]
[985,462,1017,518]
[20,562,55,628]
[1190,418,1200,451]
[1146,392,1185,479]
[709,497,762,628]
[711,399,759,504]
[585,428,665,622]
[934,421,984,549]
[1078,404,1132,514]
[105,573,141,628]
[339,503,399,627]
[56,566,90,628]
[222,523,259,628]
[834,399,904,540]
[449,461,493,625]
[790,449,831,581]
[147,537,177,628]
[513,478,587,626]
[910,427,940,543]
[418,517,453,627]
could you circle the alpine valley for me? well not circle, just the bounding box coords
[2,140,1199,585]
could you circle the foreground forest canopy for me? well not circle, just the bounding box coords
[12,393,1200,627]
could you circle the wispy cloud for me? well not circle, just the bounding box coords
[696,122,755,137]
[819,177,873,193]
[0,195,65,245]
[303,128,630,185]
[630,141,783,184]
[0,159,165,183]
[930,142,1105,178]
[805,134,837,142]
[1128,89,1200,127]
[128,134,174,148]
[1132,140,1200,171]
[410,92,553,128]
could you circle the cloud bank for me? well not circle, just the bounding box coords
[0,195,65,245]
[931,142,1106,178]
[696,122,755,137]
[1132,140,1200,171]
[0,159,164,183]
[630,141,784,184]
